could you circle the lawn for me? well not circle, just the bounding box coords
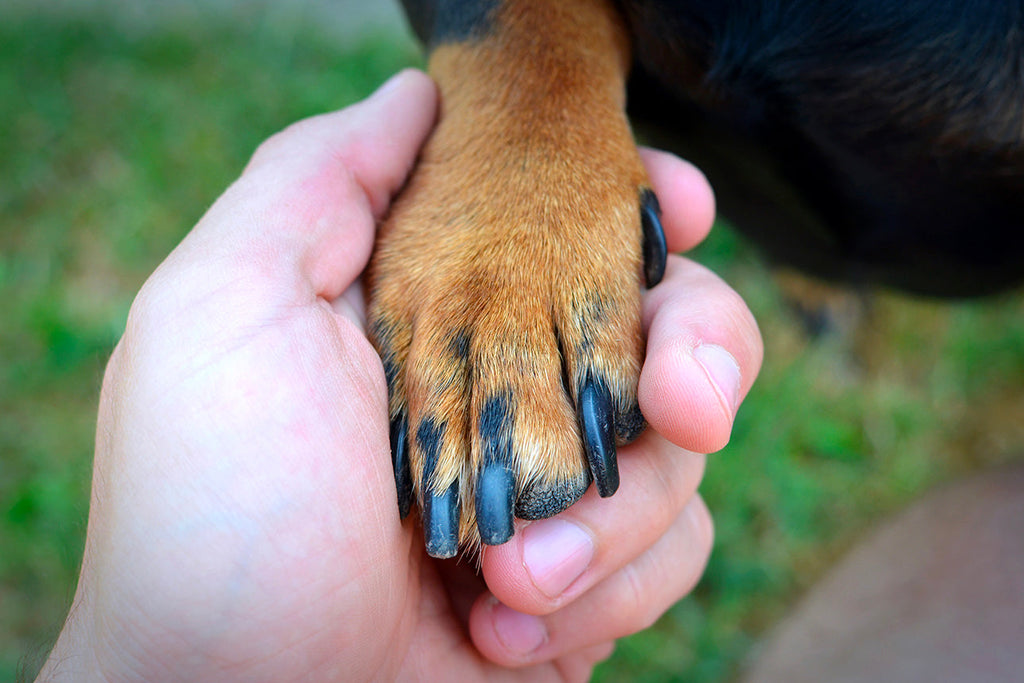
[2,5,1022,681]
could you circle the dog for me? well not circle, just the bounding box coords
[367,0,1024,557]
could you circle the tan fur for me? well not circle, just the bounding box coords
[367,0,649,549]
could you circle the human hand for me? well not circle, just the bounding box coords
[39,70,761,682]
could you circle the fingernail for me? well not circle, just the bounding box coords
[693,343,741,415]
[491,598,548,656]
[523,518,595,599]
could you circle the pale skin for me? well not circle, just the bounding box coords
[37,70,762,682]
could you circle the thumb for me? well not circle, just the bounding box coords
[171,69,438,301]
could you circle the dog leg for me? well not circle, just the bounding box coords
[368,0,665,557]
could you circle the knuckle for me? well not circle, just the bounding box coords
[615,562,663,633]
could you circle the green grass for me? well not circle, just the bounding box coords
[2,8,1022,682]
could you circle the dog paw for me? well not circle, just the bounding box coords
[368,122,665,557]
[365,15,665,555]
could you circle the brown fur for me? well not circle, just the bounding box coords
[367,0,650,549]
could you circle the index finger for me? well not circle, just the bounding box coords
[639,147,716,253]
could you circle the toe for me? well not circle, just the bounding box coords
[516,476,591,520]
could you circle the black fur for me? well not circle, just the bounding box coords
[401,0,500,45]
[400,0,1024,296]
[622,0,1024,295]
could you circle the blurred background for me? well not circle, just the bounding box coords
[2,1,1021,680]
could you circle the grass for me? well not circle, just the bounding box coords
[2,7,1022,682]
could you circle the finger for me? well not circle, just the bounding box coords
[640,255,763,453]
[549,642,617,681]
[470,495,713,667]
[475,641,615,682]
[639,147,716,254]
[172,69,438,300]
[573,641,616,668]
[479,429,705,615]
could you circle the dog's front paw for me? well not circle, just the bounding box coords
[368,111,665,557]
[365,4,665,556]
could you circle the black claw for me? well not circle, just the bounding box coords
[641,189,667,288]
[476,394,516,545]
[417,418,460,559]
[390,414,413,519]
[476,463,515,545]
[578,377,619,497]
[423,482,460,558]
